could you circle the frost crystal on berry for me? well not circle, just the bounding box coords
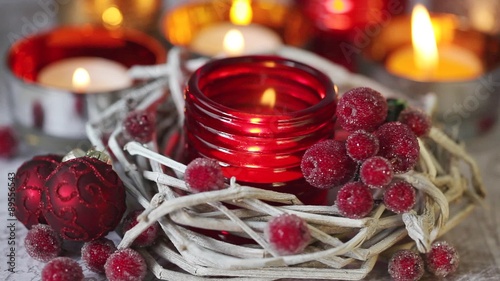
[105,248,147,281]
[346,130,379,162]
[123,110,156,143]
[335,182,374,219]
[25,224,62,262]
[384,180,417,213]
[301,140,357,189]
[426,241,459,277]
[41,257,84,281]
[375,122,419,173]
[360,156,393,188]
[337,87,388,132]
[82,238,117,273]
[184,158,226,192]
[264,214,311,256]
[388,249,425,281]
[122,210,159,247]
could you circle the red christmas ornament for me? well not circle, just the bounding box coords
[43,156,126,241]
[14,154,62,229]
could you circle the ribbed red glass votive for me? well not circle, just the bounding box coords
[184,56,337,205]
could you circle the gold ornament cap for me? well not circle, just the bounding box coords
[62,147,112,165]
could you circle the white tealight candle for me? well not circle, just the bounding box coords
[190,22,283,57]
[38,57,133,93]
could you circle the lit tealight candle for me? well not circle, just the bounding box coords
[386,4,483,81]
[38,57,133,93]
[189,0,282,56]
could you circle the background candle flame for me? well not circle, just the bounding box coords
[327,0,352,14]
[230,0,253,25]
[72,68,91,91]
[412,4,438,77]
[102,6,123,29]
[223,29,245,55]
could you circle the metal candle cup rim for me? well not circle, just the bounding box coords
[187,55,337,121]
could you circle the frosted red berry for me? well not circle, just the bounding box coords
[82,238,117,273]
[105,248,147,281]
[123,110,156,143]
[335,182,374,219]
[360,156,393,188]
[426,241,459,277]
[346,130,379,162]
[122,210,159,247]
[384,180,417,213]
[0,126,17,158]
[375,122,419,174]
[301,140,357,189]
[25,224,62,262]
[264,214,311,255]
[388,249,425,281]
[184,158,225,192]
[398,107,431,137]
[42,257,84,281]
[337,87,388,132]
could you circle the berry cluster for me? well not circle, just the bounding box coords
[25,222,149,281]
[388,241,459,281]
[301,87,432,218]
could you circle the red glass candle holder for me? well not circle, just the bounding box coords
[184,56,337,205]
[296,0,407,70]
[6,26,166,152]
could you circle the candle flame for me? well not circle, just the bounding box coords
[260,88,276,108]
[102,6,123,28]
[326,0,352,14]
[72,68,90,92]
[230,0,253,25]
[223,29,245,55]
[412,4,438,77]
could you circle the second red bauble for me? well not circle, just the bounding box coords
[43,156,126,241]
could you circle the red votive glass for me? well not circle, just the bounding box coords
[184,56,337,205]
[296,0,407,70]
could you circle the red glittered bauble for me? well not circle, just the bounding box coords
[14,154,62,229]
[43,156,126,241]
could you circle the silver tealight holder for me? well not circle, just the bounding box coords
[5,26,166,153]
